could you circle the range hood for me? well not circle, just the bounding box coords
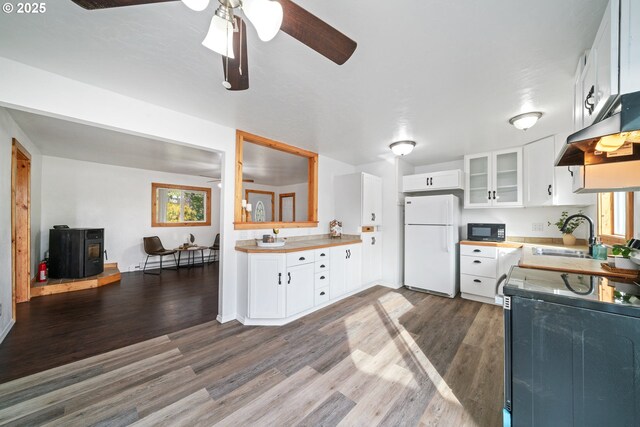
[556,90,640,167]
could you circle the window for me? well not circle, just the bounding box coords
[597,192,634,245]
[152,183,212,227]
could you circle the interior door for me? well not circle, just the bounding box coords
[404,225,456,296]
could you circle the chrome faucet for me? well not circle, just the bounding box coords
[561,214,596,256]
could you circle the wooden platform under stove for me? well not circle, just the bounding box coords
[30,263,121,298]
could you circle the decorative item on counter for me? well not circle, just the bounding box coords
[611,241,640,270]
[246,203,253,222]
[262,234,275,243]
[330,220,343,238]
[273,228,280,237]
[189,233,195,245]
[592,238,608,261]
[548,210,585,246]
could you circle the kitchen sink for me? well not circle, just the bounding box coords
[532,247,592,259]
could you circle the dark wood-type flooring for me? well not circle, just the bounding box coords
[0,286,504,426]
[0,263,219,384]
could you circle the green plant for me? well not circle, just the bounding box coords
[612,244,634,259]
[548,210,585,235]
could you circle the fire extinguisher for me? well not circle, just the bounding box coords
[37,260,48,282]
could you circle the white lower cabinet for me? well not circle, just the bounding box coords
[361,232,382,286]
[286,262,315,317]
[460,244,521,305]
[248,254,286,319]
[243,243,363,325]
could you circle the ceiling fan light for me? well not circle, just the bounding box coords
[202,14,235,59]
[509,112,543,130]
[389,140,416,156]
[242,0,283,42]
[181,0,209,12]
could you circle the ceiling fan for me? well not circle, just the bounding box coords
[70,0,357,91]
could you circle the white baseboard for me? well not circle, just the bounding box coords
[0,319,15,344]
[238,282,378,327]
[216,313,237,324]
[377,281,403,290]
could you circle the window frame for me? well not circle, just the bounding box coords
[151,182,212,227]
[597,192,634,245]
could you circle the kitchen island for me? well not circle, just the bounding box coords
[502,267,640,426]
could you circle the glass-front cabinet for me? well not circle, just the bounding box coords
[464,148,523,208]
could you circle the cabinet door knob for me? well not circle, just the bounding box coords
[488,191,491,200]
[299,257,305,261]
[278,272,282,285]
[320,264,326,268]
[492,191,496,200]
[320,276,325,280]
[547,184,552,196]
[430,177,433,186]
[287,272,291,284]
[371,213,376,221]
[474,279,482,283]
[320,291,326,296]
[585,85,595,115]
[372,237,376,245]
[473,260,482,264]
[473,249,481,253]
[320,253,325,257]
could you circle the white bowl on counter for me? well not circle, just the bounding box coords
[256,239,286,248]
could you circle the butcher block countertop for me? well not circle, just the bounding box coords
[461,240,630,278]
[236,235,362,254]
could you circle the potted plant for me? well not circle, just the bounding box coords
[612,242,640,270]
[549,210,585,246]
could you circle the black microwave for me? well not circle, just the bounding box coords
[467,223,506,242]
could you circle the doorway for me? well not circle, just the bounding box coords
[11,138,31,317]
[279,193,296,222]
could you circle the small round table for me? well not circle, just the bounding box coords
[174,246,208,269]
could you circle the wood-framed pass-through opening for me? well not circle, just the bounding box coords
[11,138,32,314]
[235,130,318,230]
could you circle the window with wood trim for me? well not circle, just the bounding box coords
[152,183,212,227]
[597,192,634,245]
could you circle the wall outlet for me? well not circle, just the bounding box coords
[130,264,141,272]
[532,222,544,232]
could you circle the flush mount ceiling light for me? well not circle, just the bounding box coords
[389,140,416,156]
[71,0,357,92]
[509,112,543,130]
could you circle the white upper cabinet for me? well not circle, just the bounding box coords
[574,0,640,130]
[335,172,382,234]
[464,148,523,208]
[524,136,555,207]
[402,170,464,193]
[361,173,382,226]
[523,134,596,206]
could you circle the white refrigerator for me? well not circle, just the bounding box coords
[404,195,460,297]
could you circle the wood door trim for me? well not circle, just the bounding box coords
[235,130,318,229]
[245,189,275,222]
[279,192,296,222]
[11,139,31,312]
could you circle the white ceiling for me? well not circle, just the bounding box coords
[243,142,308,186]
[6,109,222,177]
[0,0,607,166]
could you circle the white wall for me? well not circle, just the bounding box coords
[40,156,221,271]
[0,58,238,323]
[0,107,42,342]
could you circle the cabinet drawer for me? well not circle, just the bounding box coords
[460,274,497,299]
[315,260,330,273]
[287,250,315,267]
[315,286,330,306]
[460,245,498,259]
[315,248,330,262]
[460,256,497,278]
[315,272,330,289]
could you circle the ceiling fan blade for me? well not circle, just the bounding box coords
[279,0,357,65]
[71,0,177,9]
[222,17,249,91]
